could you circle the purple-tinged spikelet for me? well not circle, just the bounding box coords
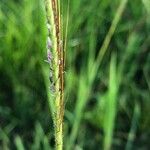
[46,36,53,63]
[47,49,52,63]
[47,37,52,49]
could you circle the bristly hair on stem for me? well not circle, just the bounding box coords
[44,0,69,149]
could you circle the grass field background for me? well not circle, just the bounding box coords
[0,0,150,149]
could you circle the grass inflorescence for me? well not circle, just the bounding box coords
[44,0,65,149]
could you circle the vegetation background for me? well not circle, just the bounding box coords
[0,0,150,149]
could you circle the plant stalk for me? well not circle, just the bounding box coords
[44,0,64,150]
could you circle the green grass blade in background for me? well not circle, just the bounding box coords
[103,54,119,150]
[125,103,141,150]
[66,75,89,150]
[142,0,150,14]
[67,1,128,149]
[93,0,128,80]
[15,136,25,150]
[0,128,10,149]
[32,122,52,150]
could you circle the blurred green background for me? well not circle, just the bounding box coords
[0,0,150,149]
